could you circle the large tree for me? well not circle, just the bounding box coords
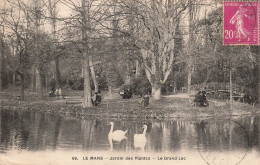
[61,0,106,107]
[46,0,62,93]
[101,0,189,100]
[2,0,31,100]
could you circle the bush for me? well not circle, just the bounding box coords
[120,77,151,96]
[161,82,174,94]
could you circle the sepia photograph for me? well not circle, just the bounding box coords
[0,0,259,164]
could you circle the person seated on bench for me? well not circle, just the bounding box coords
[96,92,102,103]
[49,78,56,97]
[91,92,102,106]
[143,94,150,108]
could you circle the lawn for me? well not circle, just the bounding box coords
[1,88,259,119]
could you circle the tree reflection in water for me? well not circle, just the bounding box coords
[0,109,259,155]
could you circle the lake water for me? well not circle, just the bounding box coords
[0,107,259,165]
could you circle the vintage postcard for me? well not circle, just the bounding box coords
[0,0,260,165]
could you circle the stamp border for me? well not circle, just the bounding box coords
[223,0,259,46]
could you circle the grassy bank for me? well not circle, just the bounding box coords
[1,89,259,119]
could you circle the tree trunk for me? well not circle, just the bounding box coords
[187,65,192,94]
[152,84,161,100]
[135,60,140,78]
[20,73,25,100]
[13,71,16,86]
[125,62,131,84]
[54,57,62,97]
[31,70,36,92]
[45,75,48,92]
[81,0,93,108]
[82,51,92,107]
[36,67,43,98]
[48,0,61,95]
[173,80,176,94]
[19,50,25,100]
[34,0,42,98]
[187,0,193,94]
[54,57,61,88]
[0,33,4,91]
[230,70,233,108]
[201,69,211,91]
[89,57,98,93]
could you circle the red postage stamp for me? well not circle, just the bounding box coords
[223,1,259,45]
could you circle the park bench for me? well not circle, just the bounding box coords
[232,95,244,101]
[64,96,83,105]
[56,94,66,99]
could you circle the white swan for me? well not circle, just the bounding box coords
[108,122,127,141]
[134,125,147,150]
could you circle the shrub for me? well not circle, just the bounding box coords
[120,77,151,96]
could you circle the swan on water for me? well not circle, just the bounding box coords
[108,122,127,141]
[134,125,147,150]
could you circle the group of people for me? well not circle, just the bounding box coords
[138,94,150,109]
[49,78,102,106]
[242,94,257,106]
[120,88,133,99]
[194,91,209,107]
[49,78,62,97]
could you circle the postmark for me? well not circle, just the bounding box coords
[197,119,250,165]
[223,1,259,45]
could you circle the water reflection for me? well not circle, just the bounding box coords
[0,108,259,155]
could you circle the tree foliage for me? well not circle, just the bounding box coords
[0,0,258,104]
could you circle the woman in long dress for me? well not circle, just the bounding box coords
[230,4,253,41]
